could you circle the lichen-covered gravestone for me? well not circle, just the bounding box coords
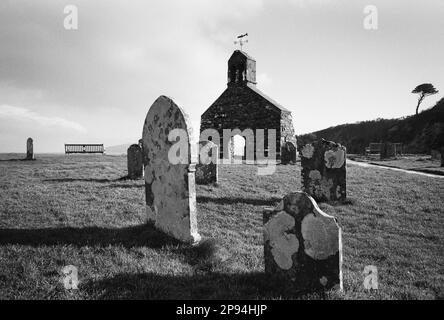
[196,140,218,185]
[127,144,143,179]
[26,138,34,160]
[281,141,297,165]
[301,139,346,202]
[142,95,201,243]
[264,192,342,291]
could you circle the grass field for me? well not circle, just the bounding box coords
[0,154,443,300]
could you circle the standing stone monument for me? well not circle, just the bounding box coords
[301,139,346,202]
[26,137,34,160]
[196,140,218,185]
[281,141,297,165]
[142,95,201,244]
[264,191,342,291]
[127,144,143,179]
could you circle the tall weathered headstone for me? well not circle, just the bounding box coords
[196,140,218,185]
[281,141,297,165]
[264,191,342,291]
[142,95,201,243]
[301,139,346,202]
[26,137,34,160]
[127,144,143,179]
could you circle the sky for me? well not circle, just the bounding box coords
[0,0,443,153]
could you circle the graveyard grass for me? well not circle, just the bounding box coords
[0,154,443,300]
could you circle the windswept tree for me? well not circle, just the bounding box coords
[412,83,438,115]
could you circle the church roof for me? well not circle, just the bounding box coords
[229,50,256,62]
[246,83,290,112]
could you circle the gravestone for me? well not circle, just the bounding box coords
[301,139,346,202]
[127,144,143,179]
[281,141,297,165]
[264,191,342,291]
[26,138,34,160]
[196,140,218,185]
[142,95,201,244]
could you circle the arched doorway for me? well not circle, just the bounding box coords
[230,134,246,163]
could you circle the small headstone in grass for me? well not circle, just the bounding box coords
[142,95,201,244]
[263,191,342,292]
[127,144,143,179]
[26,137,34,160]
[301,139,346,202]
[196,140,218,185]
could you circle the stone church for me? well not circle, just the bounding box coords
[200,50,297,162]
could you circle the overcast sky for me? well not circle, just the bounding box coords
[0,0,443,152]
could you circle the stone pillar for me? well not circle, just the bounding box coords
[127,144,143,179]
[196,140,218,185]
[264,192,342,292]
[26,137,34,160]
[301,139,346,202]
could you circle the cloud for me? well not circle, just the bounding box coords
[0,105,87,133]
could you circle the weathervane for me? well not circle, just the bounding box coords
[234,33,248,51]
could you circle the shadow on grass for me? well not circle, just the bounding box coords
[43,176,131,183]
[0,223,180,249]
[0,158,36,162]
[81,271,319,299]
[197,196,281,206]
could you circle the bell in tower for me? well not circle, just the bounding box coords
[227,50,257,86]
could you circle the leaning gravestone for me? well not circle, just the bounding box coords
[142,95,201,243]
[127,144,143,179]
[301,139,346,202]
[264,191,342,291]
[26,137,34,160]
[196,140,218,185]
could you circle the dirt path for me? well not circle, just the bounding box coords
[347,159,444,179]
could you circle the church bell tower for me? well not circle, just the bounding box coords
[227,50,257,86]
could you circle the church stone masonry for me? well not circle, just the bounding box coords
[200,50,296,161]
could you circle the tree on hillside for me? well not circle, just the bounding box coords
[412,83,438,115]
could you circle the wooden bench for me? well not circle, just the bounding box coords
[65,144,104,154]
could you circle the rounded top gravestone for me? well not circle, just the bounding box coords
[142,95,200,244]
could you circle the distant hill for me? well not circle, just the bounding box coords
[297,97,444,154]
[105,143,132,155]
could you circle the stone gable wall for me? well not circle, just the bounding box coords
[201,85,295,160]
